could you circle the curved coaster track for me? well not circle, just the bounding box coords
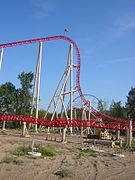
[0,35,133,131]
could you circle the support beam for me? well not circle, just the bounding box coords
[126,128,129,147]
[29,44,41,130]
[74,108,79,134]
[116,130,120,140]
[45,68,70,134]
[70,44,73,134]
[2,120,6,131]
[87,100,91,134]
[128,119,132,148]
[35,41,42,133]
[44,68,68,119]
[61,44,71,118]
[88,100,91,121]
[22,122,29,137]
[30,47,41,117]
[53,98,58,118]
[60,95,69,120]
[88,100,93,135]
[0,48,3,72]
[81,106,85,135]
[61,89,77,96]
[51,67,70,121]
[62,127,66,143]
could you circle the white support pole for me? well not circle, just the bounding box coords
[1,45,5,129]
[70,44,73,134]
[128,119,132,148]
[126,128,129,147]
[0,48,3,72]
[74,108,79,134]
[35,41,42,133]
[88,101,91,121]
[87,100,91,134]
[2,121,6,131]
[30,50,41,117]
[60,95,69,120]
[47,67,70,134]
[53,98,58,118]
[52,99,58,131]
[51,67,70,121]
[62,127,66,143]
[61,44,71,118]
[44,69,68,119]
[81,106,85,135]
[22,122,29,137]
[28,48,41,130]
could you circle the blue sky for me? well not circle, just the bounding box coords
[0,0,135,110]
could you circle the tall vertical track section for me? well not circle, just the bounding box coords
[0,35,133,131]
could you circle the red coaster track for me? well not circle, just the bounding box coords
[0,35,130,130]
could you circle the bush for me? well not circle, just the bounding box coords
[55,168,74,178]
[13,144,56,157]
[13,145,32,157]
[36,145,56,157]
[3,155,23,165]
[77,149,97,159]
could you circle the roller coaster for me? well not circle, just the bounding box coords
[0,35,134,132]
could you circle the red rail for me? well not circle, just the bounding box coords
[0,114,131,131]
[0,35,129,124]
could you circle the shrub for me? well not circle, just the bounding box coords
[13,144,56,157]
[36,145,56,157]
[13,145,31,157]
[55,168,74,178]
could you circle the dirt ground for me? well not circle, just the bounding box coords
[0,129,135,180]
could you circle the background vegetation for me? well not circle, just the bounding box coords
[0,71,135,129]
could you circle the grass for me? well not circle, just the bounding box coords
[3,156,14,164]
[77,149,97,159]
[101,159,111,166]
[12,144,56,157]
[36,145,56,157]
[3,156,23,165]
[13,145,32,157]
[76,152,85,159]
[55,168,74,178]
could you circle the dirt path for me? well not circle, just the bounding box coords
[0,129,135,180]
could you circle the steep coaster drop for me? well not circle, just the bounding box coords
[0,35,134,140]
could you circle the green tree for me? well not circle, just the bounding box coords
[17,71,34,116]
[38,109,47,118]
[0,82,20,129]
[0,82,16,114]
[97,99,108,113]
[126,87,135,120]
[109,100,127,119]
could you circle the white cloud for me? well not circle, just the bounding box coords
[109,57,135,64]
[85,13,135,58]
[82,48,94,60]
[98,57,135,69]
[33,0,55,18]
[113,13,135,37]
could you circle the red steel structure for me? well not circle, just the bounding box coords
[0,35,133,131]
[0,114,131,131]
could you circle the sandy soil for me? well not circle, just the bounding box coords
[0,129,135,180]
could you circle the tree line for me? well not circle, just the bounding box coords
[97,87,135,120]
[0,71,135,128]
[0,71,50,129]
